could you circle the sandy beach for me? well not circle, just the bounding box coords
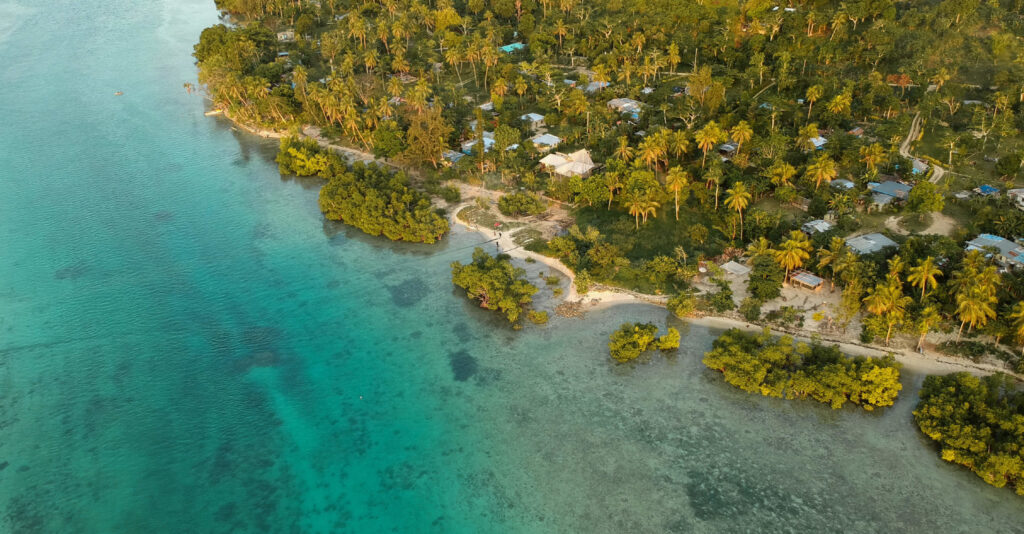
[448,204,1020,379]
[216,108,1020,382]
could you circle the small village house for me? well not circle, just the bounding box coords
[966,234,1024,270]
[846,233,898,255]
[540,149,596,178]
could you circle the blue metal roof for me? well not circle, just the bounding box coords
[871,181,912,199]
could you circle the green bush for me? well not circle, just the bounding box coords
[498,192,546,217]
[528,310,549,324]
[451,248,539,324]
[915,373,1024,495]
[319,163,449,243]
[668,290,698,319]
[747,255,784,302]
[703,328,902,410]
[575,269,592,294]
[739,297,762,322]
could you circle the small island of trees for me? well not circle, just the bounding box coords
[702,328,902,410]
[914,373,1024,495]
[608,322,680,362]
[451,248,539,324]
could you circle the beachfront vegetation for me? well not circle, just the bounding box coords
[914,373,1024,495]
[702,328,902,410]
[608,322,680,362]
[274,137,450,242]
[196,0,1024,371]
[319,162,449,243]
[451,248,539,324]
[498,192,546,217]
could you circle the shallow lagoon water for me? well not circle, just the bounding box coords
[0,0,1022,532]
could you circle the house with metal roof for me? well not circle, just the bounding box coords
[720,261,751,276]
[461,131,495,154]
[607,98,642,119]
[846,233,898,255]
[789,270,824,291]
[801,219,833,235]
[530,133,561,151]
[499,42,526,53]
[1008,188,1024,210]
[870,180,912,204]
[443,150,465,165]
[585,81,610,93]
[810,136,828,149]
[520,113,545,129]
[966,234,1024,269]
[831,178,855,190]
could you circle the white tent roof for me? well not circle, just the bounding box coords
[555,161,595,177]
[540,153,567,167]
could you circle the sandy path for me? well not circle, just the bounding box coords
[221,113,1011,379]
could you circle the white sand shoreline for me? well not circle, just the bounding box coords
[219,111,1022,381]
[449,209,1020,379]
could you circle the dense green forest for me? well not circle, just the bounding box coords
[702,328,902,409]
[915,373,1024,495]
[195,0,1024,363]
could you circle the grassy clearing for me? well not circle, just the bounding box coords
[900,212,932,233]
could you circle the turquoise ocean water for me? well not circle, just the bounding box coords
[0,1,1022,532]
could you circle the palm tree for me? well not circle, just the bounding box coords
[730,121,753,153]
[806,84,823,119]
[624,192,644,229]
[638,137,662,171]
[955,284,997,340]
[604,172,623,210]
[859,143,886,172]
[747,237,775,258]
[640,199,660,225]
[1009,302,1024,355]
[614,136,634,161]
[916,305,942,350]
[703,163,724,210]
[796,122,819,152]
[887,254,905,283]
[664,167,690,220]
[907,257,942,300]
[826,92,852,117]
[863,279,911,344]
[774,231,812,281]
[816,237,846,290]
[724,182,752,240]
[695,121,722,167]
[669,131,690,160]
[805,154,837,190]
[765,161,796,187]
[554,18,568,48]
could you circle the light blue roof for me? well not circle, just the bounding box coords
[499,42,526,53]
[846,233,897,255]
[532,133,561,146]
[871,181,912,199]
